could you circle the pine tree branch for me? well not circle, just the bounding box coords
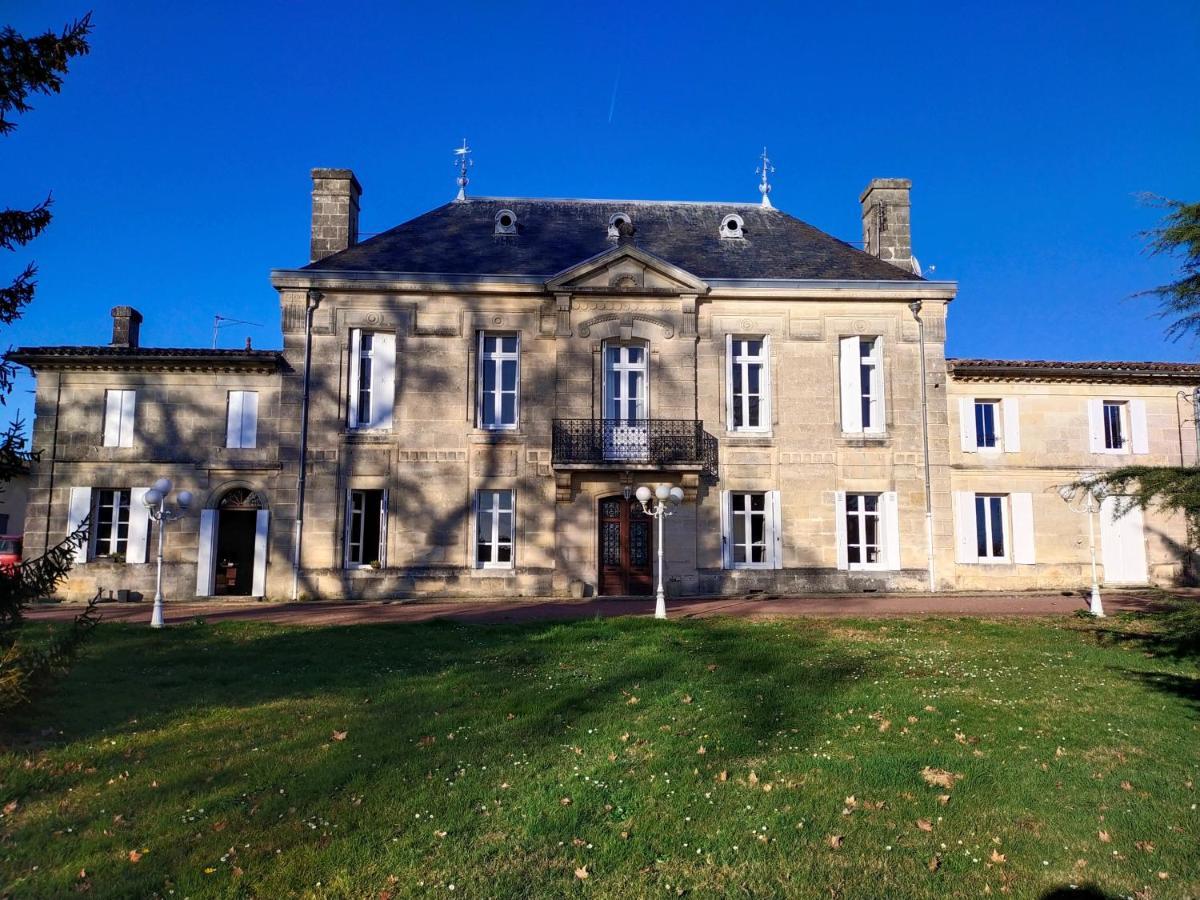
[0,13,93,136]
[0,197,52,250]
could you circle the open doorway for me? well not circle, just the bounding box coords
[197,487,269,597]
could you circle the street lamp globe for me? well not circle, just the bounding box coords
[635,485,653,504]
[143,488,163,508]
[153,477,172,495]
[177,490,193,510]
[668,486,684,506]
[1057,484,1074,502]
[655,483,671,502]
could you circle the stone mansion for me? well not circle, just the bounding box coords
[12,170,1200,601]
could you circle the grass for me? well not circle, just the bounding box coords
[1,612,1197,899]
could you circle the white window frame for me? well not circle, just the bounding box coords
[474,489,515,569]
[346,329,396,431]
[103,389,136,448]
[355,333,375,428]
[1102,400,1129,453]
[344,488,388,569]
[725,335,771,434]
[722,490,781,570]
[858,337,883,432]
[226,390,259,449]
[839,336,885,435]
[92,488,131,559]
[974,493,1009,563]
[973,399,1001,451]
[844,493,885,571]
[476,332,520,430]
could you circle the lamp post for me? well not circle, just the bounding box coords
[1058,478,1105,617]
[142,477,193,628]
[635,483,684,620]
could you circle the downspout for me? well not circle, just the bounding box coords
[909,300,936,592]
[291,288,322,601]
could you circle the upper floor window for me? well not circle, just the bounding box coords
[1088,398,1148,455]
[347,329,396,430]
[475,489,514,569]
[727,336,770,433]
[345,488,387,568]
[959,397,1021,453]
[1103,401,1126,451]
[102,389,136,448]
[226,391,259,449]
[839,336,885,435]
[974,400,999,449]
[477,333,519,429]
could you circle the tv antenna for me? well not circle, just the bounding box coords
[453,138,473,201]
[756,147,775,209]
[212,314,262,349]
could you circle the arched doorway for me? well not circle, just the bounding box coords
[597,494,653,596]
[196,487,269,597]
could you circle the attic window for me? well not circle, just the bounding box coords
[607,213,633,240]
[720,214,745,239]
[495,209,517,235]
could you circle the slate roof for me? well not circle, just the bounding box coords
[948,358,1200,382]
[301,198,923,282]
[8,346,288,373]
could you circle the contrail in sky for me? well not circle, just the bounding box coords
[607,66,621,124]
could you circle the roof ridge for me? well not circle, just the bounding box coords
[466,196,777,209]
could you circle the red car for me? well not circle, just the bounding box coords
[0,535,23,573]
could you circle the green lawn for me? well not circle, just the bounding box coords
[1,612,1197,899]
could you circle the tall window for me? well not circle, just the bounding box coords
[840,336,884,434]
[859,338,881,430]
[226,391,259,449]
[475,489,514,568]
[974,494,1007,561]
[478,333,519,429]
[346,489,386,567]
[93,489,131,558]
[348,330,396,430]
[845,493,881,568]
[974,400,999,449]
[728,337,769,432]
[1103,401,1126,451]
[356,334,374,427]
[102,389,136,448]
[730,491,768,567]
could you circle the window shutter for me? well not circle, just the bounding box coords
[195,509,217,596]
[226,391,244,448]
[724,333,734,430]
[126,487,151,564]
[882,491,901,571]
[834,491,848,570]
[102,391,121,447]
[839,336,861,433]
[379,490,390,568]
[119,390,136,447]
[953,491,977,564]
[371,332,396,429]
[1002,398,1021,453]
[1087,398,1103,452]
[1130,399,1148,454]
[769,490,783,569]
[67,486,92,564]
[252,510,269,597]
[868,339,887,434]
[960,397,976,452]
[719,491,732,570]
[347,329,362,427]
[242,391,259,448]
[1011,492,1036,564]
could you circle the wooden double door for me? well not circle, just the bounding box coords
[598,495,653,596]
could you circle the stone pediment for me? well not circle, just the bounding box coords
[545,244,709,296]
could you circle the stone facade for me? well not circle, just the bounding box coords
[13,171,1200,601]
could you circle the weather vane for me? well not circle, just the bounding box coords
[756,147,775,209]
[453,138,473,201]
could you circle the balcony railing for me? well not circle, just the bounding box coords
[553,418,719,480]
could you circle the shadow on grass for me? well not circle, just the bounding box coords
[1040,886,1123,900]
[1109,666,1200,713]
[1087,598,1200,662]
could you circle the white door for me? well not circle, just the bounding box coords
[1100,497,1148,585]
[603,343,648,459]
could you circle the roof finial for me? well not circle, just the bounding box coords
[756,147,775,209]
[453,138,473,201]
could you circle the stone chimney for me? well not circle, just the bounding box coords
[110,306,143,348]
[860,178,912,272]
[310,168,362,263]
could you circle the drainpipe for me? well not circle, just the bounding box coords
[291,288,322,601]
[909,300,936,592]
[1192,387,1200,465]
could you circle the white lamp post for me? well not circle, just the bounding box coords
[142,477,193,628]
[1058,478,1105,617]
[635,483,684,620]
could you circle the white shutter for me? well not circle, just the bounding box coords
[67,486,92,563]
[959,397,976,452]
[102,391,120,447]
[719,491,732,569]
[1002,398,1021,453]
[1011,492,1036,564]
[379,490,389,568]
[839,336,861,433]
[252,510,269,597]
[347,329,362,427]
[724,333,734,430]
[195,509,217,597]
[1087,398,1103,452]
[953,491,977,564]
[119,390,136,447]
[1130,399,1148,454]
[769,490,783,569]
[226,391,244,448]
[869,339,887,435]
[371,332,396,429]
[126,487,151,564]
[242,391,259,448]
[343,488,354,567]
[834,491,848,570]
[882,491,901,571]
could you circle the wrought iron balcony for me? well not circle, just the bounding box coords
[552,418,719,480]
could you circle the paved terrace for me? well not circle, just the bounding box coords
[24,590,1174,627]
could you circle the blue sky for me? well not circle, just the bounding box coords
[5,1,1199,424]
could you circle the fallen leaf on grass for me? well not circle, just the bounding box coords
[828,834,843,850]
[878,719,891,732]
[1120,781,1133,791]
[990,849,1006,864]
[1135,841,1155,853]
[2,800,17,815]
[560,797,573,806]
[212,821,226,832]
[626,696,639,705]
[435,830,447,839]
[418,736,435,747]
[1098,830,1111,843]
[717,771,728,782]
[697,746,706,755]
[681,694,693,704]
[916,819,933,832]
[748,771,759,787]
[1157,871,1169,880]
[128,849,143,863]
[937,795,951,806]
[332,730,348,742]
[574,865,589,880]
[920,767,961,789]
[706,664,718,672]
[928,855,941,872]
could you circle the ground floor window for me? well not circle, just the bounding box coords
[346,489,386,567]
[723,490,783,569]
[93,488,131,559]
[475,489,514,568]
[845,493,881,568]
[975,494,1007,561]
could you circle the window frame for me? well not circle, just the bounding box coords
[92,488,131,560]
[344,488,387,569]
[973,399,1001,451]
[858,337,883,433]
[1102,400,1129,453]
[726,335,771,434]
[728,491,771,570]
[474,489,515,570]
[355,333,375,428]
[476,331,521,431]
[973,493,1009,563]
[845,492,885,571]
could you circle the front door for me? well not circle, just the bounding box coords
[598,495,653,596]
[1100,496,1149,585]
[603,343,648,459]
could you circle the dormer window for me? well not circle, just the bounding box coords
[607,213,633,240]
[494,209,517,235]
[720,214,745,239]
